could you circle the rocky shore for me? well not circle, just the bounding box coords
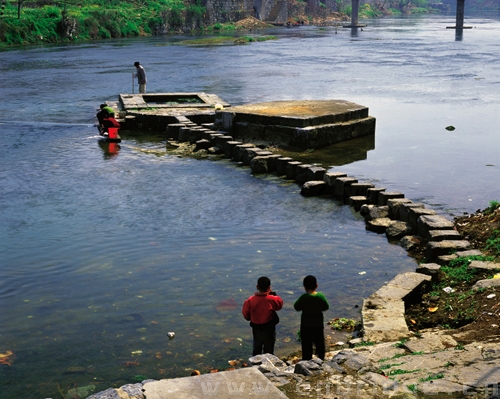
[86,330,500,399]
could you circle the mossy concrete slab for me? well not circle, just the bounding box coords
[221,100,376,149]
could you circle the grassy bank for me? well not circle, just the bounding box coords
[0,0,203,47]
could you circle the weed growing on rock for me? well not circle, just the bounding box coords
[388,368,420,376]
[419,373,444,382]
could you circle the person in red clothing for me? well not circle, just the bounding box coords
[101,112,120,134]
[242,276,283,356]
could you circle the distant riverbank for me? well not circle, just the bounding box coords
[0,0,450,48]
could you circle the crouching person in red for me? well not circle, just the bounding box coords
[101,111,120,135]
[242,276,283,356]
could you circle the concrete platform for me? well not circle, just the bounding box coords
[220,100,376,149]
[120,92,229,111]
[142,367,288,399]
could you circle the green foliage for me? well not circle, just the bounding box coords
[359,4,382,18]
[328,317,357,330]
[334,0,350,13]
[419,373,444,382]
[441,256,479,285]
[486,200,500,213]
[407,384,417,392]
[0,0,186,46]
[378,351,424,362]
[134,374,148,382]
[485,230,500,256]
[379,362,403,370]
[186,0,206,18]
[388,368,420,376]
[234,35,277,44]
[354,341,375,347]
[394,339,407,348]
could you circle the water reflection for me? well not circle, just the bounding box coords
[98,139,121,158]
[274,134,375,167]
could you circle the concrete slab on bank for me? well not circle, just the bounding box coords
[142,367,288,399]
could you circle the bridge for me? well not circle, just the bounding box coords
[256,0,470,38]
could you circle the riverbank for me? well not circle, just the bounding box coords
[0,0,450,49]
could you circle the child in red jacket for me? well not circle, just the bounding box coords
[242,276,283,356]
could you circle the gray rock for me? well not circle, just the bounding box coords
[250,156,268,174]
[324,360,346,374]
[366,187,386,204]
[416,263,441,282]
[428,229,462,241]
[331,350,354,364]
[426,240,471,259]
[349,182,374,196]
[403,333,457,353]
[311,358,323,365]
[399,236,422,251]
[323,171,347,188]
[300,181,326,197]
[473,278,500,290]
[307,166,326,181]
[349,195,367,211]
[194,139,211,151]
[386,221,412,240]
[300,360,322,370]
[68,385,96,399]
[361,371,398,390]
[207,146,220,154]
[469,260,500,271]
[86,387,121,399]
[417,379,466,395]
[363,205,389,221]
[387,198,413,220]
[294,362,313,376]
[378,191,404,206]
[344,353,371,371]
[366,217,393,233]
[121,383,144,398]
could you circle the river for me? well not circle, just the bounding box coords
[0,13,499,399]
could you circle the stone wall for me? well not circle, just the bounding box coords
[204,0,253,25]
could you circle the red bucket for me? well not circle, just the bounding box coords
[108,127,119,139]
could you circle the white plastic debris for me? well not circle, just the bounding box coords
[167,332,175,339]
[358,271,366,275]
[486,294,496,299]
[443,287,455,293]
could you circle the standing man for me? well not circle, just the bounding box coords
[134,62,147,93]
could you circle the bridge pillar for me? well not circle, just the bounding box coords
[446,0,471,33]
[455,0,465,28]
[351,0,359,26]
[343,0,366,29]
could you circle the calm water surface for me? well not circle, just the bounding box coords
[1,13,500,399]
